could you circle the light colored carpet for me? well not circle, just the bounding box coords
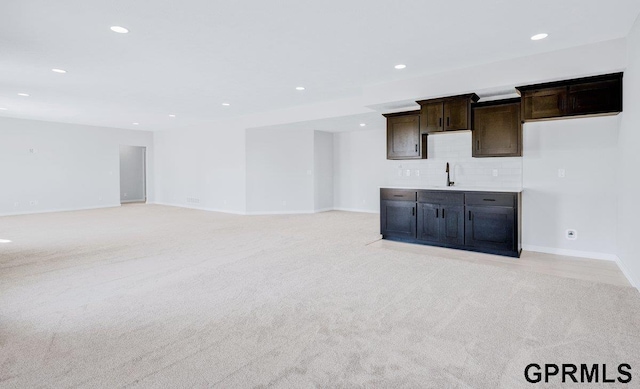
[1,204,639,388]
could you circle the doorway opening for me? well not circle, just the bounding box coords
[119,145,147,204]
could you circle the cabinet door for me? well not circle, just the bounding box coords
[421,102,444,133]
[568,79,622,116]
[444,98,469,131]
[417,203,440,244]
[522,87,567,120]
[387,115,421,159]
[465,206,515,251]
[440,205,465,246]
[380,200,416,239]
[472,102,521,157]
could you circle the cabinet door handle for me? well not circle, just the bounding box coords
[468,210,472,221]
[477,140,480,150]
[572,96,576,109]
[439,118,442,128]
[483,199,496,202]
[447,117,450,127]
[436,208,438,218]
[442,209,445,218]
[415,144,418,152]
[412,207,415,216]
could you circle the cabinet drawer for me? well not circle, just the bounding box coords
[381,189,417,202]
[418,191,464,205]
[465,192,515,207]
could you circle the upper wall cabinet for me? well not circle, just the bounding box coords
[417,94,479,133]
[472,98,522,158]
[383,111,427,160]
[516,73,623,122]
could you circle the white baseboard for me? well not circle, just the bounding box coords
[523,244,638,292]
[151,203,379,216]
[150,202,246,215]
[245,210,315,215]
[333,207,379,214]
[614,255,640,291]
[522,244,617,261]
[0,204,121,217]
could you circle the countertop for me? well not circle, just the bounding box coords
[381,186,523,193]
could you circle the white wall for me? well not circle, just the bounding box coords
[0,117,154,216]
[119,145,146,203]
[617,15,640,288]
[153,125,246,214]
[333,116,620,260]
[245,128,315,214]
[314,131,334,212]
[333,128,523,213]
[522,116,619,258]
[333,129,387,212]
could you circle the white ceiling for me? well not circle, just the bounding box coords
[1,0,639,131]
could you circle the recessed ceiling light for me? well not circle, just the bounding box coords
[360,123,366,127]
[394,64,407,69]
[169,114,176,118]
[295,86,305,91]
[110,26,129,34]
[531,33,548,41]
[18,93,29,97]
[222,103,230,106]
[51,68,67,74]
[0,239,12,243]
[133,122,139,125]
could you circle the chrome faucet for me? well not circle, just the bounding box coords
[446,162,454,187]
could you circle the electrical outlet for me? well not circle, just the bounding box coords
[558,169,566,178]
[566,229,577,240]
[405,169,411,177]
[29,200,38,206]
[492,169,498,177]
[29,148,37,154]
[414,170,420,177]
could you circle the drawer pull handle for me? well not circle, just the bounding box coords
[483,199,496,202]
[393,195,404,197]
[436,209,438,218]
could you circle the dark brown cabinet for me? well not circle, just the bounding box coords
[517,73,622,121]
[417,94,479,133]
[383,111,426,160]
[380,188,521,257]
[465,206,515,252]
[417,191,464,246]
[472,98,522,157]
[380,189,417,239]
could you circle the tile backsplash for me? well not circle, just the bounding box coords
[385,131,522,188]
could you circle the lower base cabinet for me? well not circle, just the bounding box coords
[380,188,521,257]
[380,200,416,240]
[417,203,464,246]
[465,205,515,252]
